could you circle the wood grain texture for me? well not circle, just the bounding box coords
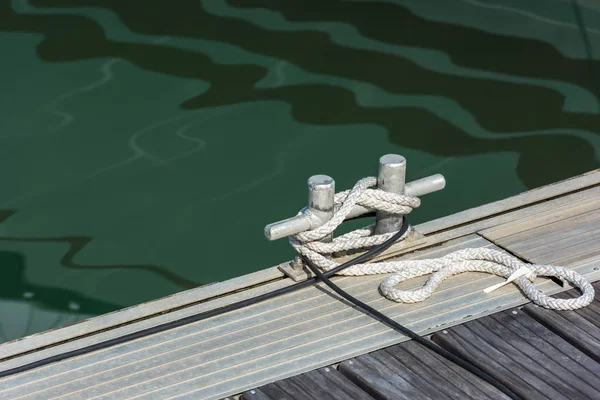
[523,281,600,364]
[250,384,293,400]
[239,388,273,400]
[479,187,600,270]
[338,340,509,400]
[432,309,600,400]
[340,355,427,400]
[242,368,373,400]
[385,341,509,399]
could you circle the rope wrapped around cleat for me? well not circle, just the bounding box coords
[290,177,595,310]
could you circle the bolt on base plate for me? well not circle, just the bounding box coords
[278,261,314,282]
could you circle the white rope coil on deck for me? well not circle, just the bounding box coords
[290,177,595,310]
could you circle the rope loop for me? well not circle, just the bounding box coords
[290,177,595,310]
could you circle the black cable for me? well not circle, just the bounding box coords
[0,213,403,378]
[303,256,522,400]
[0,216,522,400]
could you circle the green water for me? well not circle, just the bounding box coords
[0,0,599,342]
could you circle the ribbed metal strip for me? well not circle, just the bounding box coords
[2,174,600,399]
[1,235,570,400]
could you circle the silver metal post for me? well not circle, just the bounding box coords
[264,214,312,242]
[344,174,445,220]
[288,175,335,272]
[375,154,406,234]
[307,174,335,242]
[264,173,445,241]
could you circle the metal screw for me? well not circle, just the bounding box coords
[250,390,256,395]
[375,154,406,234]
[325,367,330,372]
[512,310,518,315]
[442,330,448,334]
[289,256,304,270]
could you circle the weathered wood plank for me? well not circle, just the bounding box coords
[386,341,510,399]
[339,355,428,400]
[310,368,375,400]
[288,369,373,400]
[524,305,600,365]
[540,241,600,267]
[338,339,509,400]
[417,170,600,237]
[239,388,273,400]
[522,225,600,261]
[246,384,293,400]
[491,207,600,254]
[371,350,453,399]
[244,368,373,400]
[561,285,600,323]
[479,187,600,270]
[432,309,600,400]
[523,281,600,363]
[267,377,310,399]
[479,196,600,243]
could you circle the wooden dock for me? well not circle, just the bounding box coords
[243,281,600,400]
[1,170,600,399]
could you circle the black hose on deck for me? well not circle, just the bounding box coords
[0,218,522,400]
[0,214,402,378]
[304,255,522,400]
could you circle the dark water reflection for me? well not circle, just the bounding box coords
[0,0,598,341]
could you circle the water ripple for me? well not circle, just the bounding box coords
[461,0,600,35]
[42,58,121,134]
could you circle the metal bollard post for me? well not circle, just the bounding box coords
[375,154,406,234]
[264,173,445,241]
[270,154,445,281]
[307,175,335,242]
[290,175,335,272]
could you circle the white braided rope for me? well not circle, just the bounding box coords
[290,177,595,310]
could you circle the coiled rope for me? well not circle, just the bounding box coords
[290,177,595,310]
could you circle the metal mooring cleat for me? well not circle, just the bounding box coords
[265,154,446,281]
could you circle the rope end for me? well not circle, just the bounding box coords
[483,266,533,294]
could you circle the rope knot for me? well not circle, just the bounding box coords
[290,176,418,272]
[289,177,594,311]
